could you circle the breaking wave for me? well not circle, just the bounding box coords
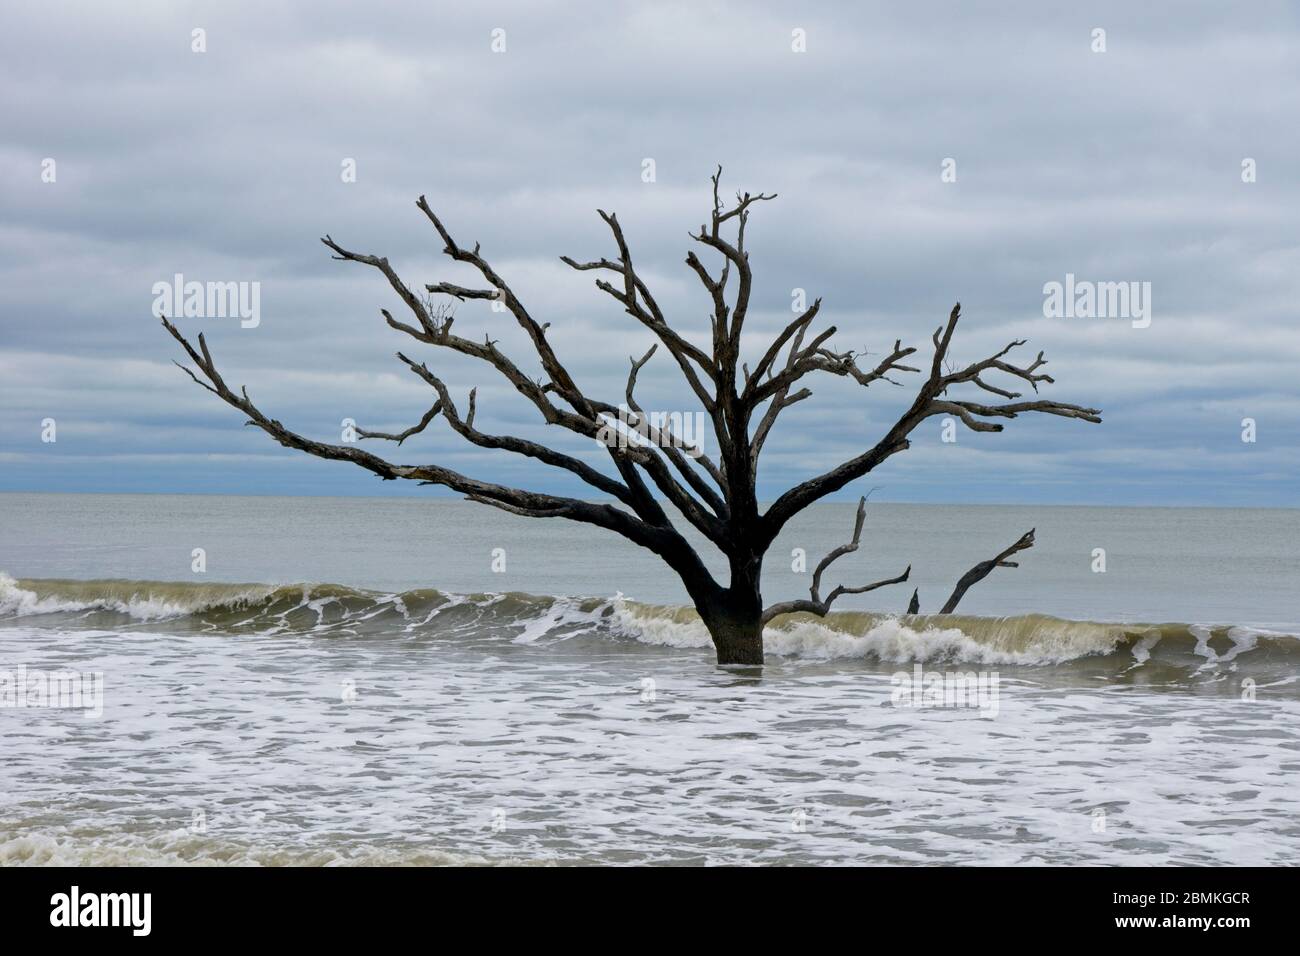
[2,573,1295,671]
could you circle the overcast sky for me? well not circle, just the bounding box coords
[2,1,1297,507]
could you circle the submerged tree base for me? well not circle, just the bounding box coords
[706,617,766,666]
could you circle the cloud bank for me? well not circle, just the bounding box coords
[2,1,1297,506]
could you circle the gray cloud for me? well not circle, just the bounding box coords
[1,0,1297,506]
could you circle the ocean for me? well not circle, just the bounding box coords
[1,492,1297,865]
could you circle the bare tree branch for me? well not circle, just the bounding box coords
[562,208,716,409]
[688,166,774,368]
[390,352,638,506]
[939,528,1036,614]
[746,298,821,387]
[760,496,910,625]
[159,316,691,561]
[354,402,443,444]
[750,313,812,462]
[748,336,920,406]
[608,345,729,516]
[328,201,730,546]
[759,303,1100,548]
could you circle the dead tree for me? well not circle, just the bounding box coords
[162,169,1100,665]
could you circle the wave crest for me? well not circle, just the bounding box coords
[2,573,1294,668]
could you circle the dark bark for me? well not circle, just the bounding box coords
[701,604,765,666]
[162,169,1100,668]
[939,529,1036,614]
[761,496,909,626]
[698,550,766,666]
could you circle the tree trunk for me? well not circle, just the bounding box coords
[701,551,765,666]
[703,610,765,666]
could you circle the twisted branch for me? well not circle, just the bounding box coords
[939,529,1036,614]
[760,496,910,625]
[759,303,1100,548]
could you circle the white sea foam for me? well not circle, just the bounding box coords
[2,619,1295,866]
[609,599,1127,665]
[512,598,584,644]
